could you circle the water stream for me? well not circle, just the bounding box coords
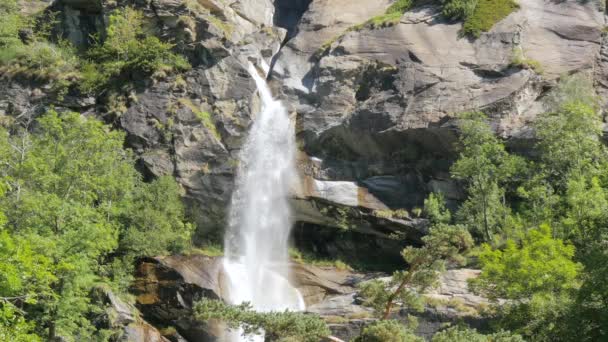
[222,63,305,341]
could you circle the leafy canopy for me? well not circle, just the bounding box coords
[0,110,193,340]
[353,320,422,342]
[194,299,330,342]
[469,224,581,301]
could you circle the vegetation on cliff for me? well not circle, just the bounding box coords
[0,1,189,100]
[203,74,608,342]
[0,111,193,340]
[354,0,518,36]
[0,0,607,341]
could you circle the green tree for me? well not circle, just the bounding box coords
[359,224,473,319]
[469,225,581,340]
[194,299,330,342]
[0,110,193,340]
[470,224,580,301]
[423,192,451,225]
[118,175,194,257]
[561,176,608,243]
[0,302,41,342]
[565,244,608,342]
[534,101,605,188]
[431,326,523,342]
[353,320,422,342]
[451,112,523,242]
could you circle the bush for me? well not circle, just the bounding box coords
[441,0,478,20]
[194,299,330,342]
[431,326,524,342]
[82,7,190,93]
[119,176,194,257]
[353,320,422,342]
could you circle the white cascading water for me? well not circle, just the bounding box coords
[222,62,305,341]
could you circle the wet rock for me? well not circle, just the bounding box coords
[91,286,176,342]
[132,256,225,342]
[121,321,172,342]
[291,263,361,305]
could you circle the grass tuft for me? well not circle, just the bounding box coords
[178,98,221,140]
[462,0,519,38]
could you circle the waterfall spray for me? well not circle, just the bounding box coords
[222,63,305,340]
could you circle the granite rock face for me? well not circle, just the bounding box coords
[2,0,606,242]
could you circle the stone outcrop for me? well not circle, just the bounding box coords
[92,286,173,342]
[131,256,225,341]
[131,255,370,340]
[308,268,490,341]
[2,0,606,242]
[272,0,605,235]
[2,0,606,340]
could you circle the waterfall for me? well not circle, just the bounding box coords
[222,62,305,340]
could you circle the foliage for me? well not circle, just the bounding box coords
[193,298,330,342]
[0,2,78,99]
[431,326,523,342]
[0,0,26,47]
[469,227,581,340]
[82,7,190,93]
[462,0,519,37]
[359,224,473,318]
[118,176,194,257]
[544,73,599,112]
[452,112,524,242]
[0,303,41,342]
[494,293,573,341]
[470,224,581,301]
[534,101,604,187]
[353,320,422,342]
[0,110,192,340]
[441,0,478,20]
[423,193,452,224]
[565,245,608,342]
[188,243,224,257]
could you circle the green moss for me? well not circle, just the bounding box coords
[510,48,543,74]
[187,243,224,257]
[462,0,519,38]
[206,14,234,38]
[353,0,413,31]
[289,248,353,271]
[373,208,409,219]
[178,98,221,140]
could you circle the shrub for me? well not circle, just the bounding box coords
[82,7,190,93]
[431,326,524,342]
[353,320,422,342]
[441,0,478,20]
[0,41,79,99]
[194,299,330,342]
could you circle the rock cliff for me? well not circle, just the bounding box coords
[2,0,606,245]
[1,1,607,339]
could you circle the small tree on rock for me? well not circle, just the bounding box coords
[359,224,473,319]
